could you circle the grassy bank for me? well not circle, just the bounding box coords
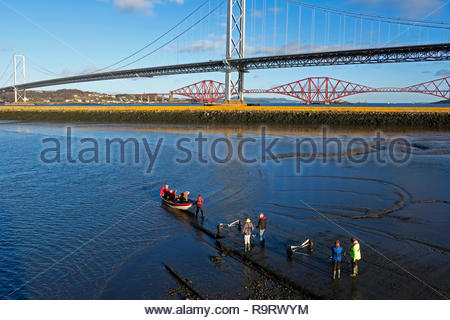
[0,106,449,129]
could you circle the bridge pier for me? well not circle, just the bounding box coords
[13,87,27,104]
[13,54,27,104]
[223,0,246,105]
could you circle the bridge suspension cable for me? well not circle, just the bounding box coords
[28,58,62,77]
[0,58,12,84]
[95,0,212,73]
[1,72,14,89]
[286,0,450,29]
[114,0,226,70]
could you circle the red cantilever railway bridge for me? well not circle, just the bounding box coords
[165,76,450,104]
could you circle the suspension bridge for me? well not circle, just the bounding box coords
[0,0,449,104]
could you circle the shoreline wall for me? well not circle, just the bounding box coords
[0,109,449,129]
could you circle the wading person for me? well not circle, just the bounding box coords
[257,213,267,246]
[195,194,204,217]
[243,218,254,252]
[350,238,362,277]
[331,240,342,279]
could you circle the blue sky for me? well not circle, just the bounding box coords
[0,0,449,102]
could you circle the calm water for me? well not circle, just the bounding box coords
[0,121,449,299]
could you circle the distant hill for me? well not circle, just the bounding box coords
[0,89,148,104]
[0,89,350,105]
[242,97,350,105]
[431,100,450,104]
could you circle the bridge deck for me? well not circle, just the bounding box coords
[1,43,449,93]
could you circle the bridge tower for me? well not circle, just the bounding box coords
[224,0,246,104]
[13,54,27,103]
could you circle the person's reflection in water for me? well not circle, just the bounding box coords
[331,278,341,299]
[350,278,362,299]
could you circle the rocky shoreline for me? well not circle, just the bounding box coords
[0,109,449,129]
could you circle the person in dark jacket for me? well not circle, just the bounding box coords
[331,240,343,279]
[160,185,169,197]
[169,189,176,201]
[195,194,204,217]
[257,213,267,246]
[163,188,171,199]
[179,190,189,203]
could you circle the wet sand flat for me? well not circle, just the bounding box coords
[0,122,448,299]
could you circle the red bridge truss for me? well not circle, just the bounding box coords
[170,76,450,104]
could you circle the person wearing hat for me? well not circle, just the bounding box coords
[350,238,362,277]
[243,217,254,252]
[257,213,267,246]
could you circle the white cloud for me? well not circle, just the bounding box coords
[268,7,283,14]
[112,0,183,15]
[247,42,360,56]
[113,0,155,14]
[434,69,450,76]
[252,10,264,18]
[61,65,99,76]
[350,0,444,17]
[179,39,223,53]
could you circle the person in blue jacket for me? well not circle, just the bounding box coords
[331,240,343,279]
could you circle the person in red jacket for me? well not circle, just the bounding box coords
[257,213,267,246]
[196,194,204,217]
[169,189,176,201]
[160,185,169,197]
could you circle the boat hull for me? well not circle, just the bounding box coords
[161,195,194,211]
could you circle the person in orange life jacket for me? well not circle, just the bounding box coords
[160,185,169,197]
[195,194,204,217]
[331,240,343,279]
[350,238,362,277]
[257,213,267,246]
